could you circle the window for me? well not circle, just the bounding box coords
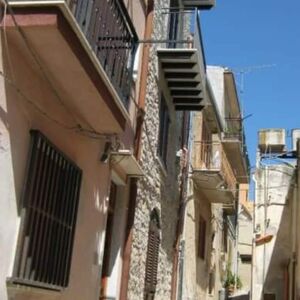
[168,0,179,49]
[13,130,82,289]
[240,254,252,264]
[198,215,206,259]
[158,94,170,166]
[200,120,212,168]
[144,210,160,300]
[208,271,215,295]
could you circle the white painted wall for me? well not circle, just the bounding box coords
[207,66,226,129]
[253,164,294,300]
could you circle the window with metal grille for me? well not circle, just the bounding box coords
[12,130,82,290]
[158,94,170,166]
[144,210,160,300]
[198,215,206,259]
[208,271,215,295]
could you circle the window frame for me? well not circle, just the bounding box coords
[157,93,170,167]
[11,130,82,290]
[198,215,206,260]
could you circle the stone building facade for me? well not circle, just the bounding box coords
[126,0,183,299]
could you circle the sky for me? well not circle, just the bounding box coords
[200,0,300,180]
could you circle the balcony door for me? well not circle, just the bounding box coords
[168,0,179,48]
[99,180,131,300]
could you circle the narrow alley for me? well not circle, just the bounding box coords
[0,0,299,300]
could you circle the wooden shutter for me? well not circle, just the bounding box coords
[144,212,160,299]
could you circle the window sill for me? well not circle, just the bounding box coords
[6,278,63,298]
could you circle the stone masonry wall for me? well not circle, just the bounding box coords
[127,0,184,299]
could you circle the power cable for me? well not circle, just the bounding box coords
[2,1,119,141]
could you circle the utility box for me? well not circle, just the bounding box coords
[292,129,300,151]
[258,129,286,154]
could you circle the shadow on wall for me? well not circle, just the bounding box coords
[194,190,212,294]
[259,187,292,300]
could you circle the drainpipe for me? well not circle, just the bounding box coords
[250,175,256,300]
[262,165,268,294]
[119,1,154,299]
[291,181,297,300]
[292,139,300,300]
[251,149,260,300]
[171,111,190,300]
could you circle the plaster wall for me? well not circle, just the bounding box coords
[0,23,130,300]
[238,209,253,292]
[253,165,293,300]
[207,66,226,130]
[183,188,226,300]
[183,189,212,300]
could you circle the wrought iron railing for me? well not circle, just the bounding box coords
[193,142,237,192]
[11,0,138,107]
[224,118,242,140]
[68,0,138,108]
[156,7,206,70]
[223,118,250,176]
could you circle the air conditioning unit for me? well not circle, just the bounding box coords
[182,0,216,9]
[258,129,286,154]
[292,129,300,151]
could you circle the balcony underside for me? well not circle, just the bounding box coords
[157,48,205,111]
[4,5,128,133]
[222,140,249,183]
[192,170,235,204]
[182,0,216,9]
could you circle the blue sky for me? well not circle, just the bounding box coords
[200,1,300,180]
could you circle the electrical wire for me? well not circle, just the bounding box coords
[0,70,76,130]
[4,1,81,126]
[2,1,117,141]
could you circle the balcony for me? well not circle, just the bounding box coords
[191,142,237,204]
[6,0,138,133]
[156,9,207,111]
[182,0,216,9]
[222,118,250,183]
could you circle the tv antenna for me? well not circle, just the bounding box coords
[230,64,277,95]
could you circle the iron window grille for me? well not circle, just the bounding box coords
[12,130,82,290]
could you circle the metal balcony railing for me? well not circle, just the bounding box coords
[193,142,237,192]
[224,118,242,141]
[158,8,206,67]
[67,0,138,107]
[10,0,138,107]
[156,8,207,110]
[223,118,250,177]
